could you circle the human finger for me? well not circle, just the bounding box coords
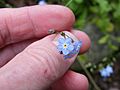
[0,5,75,48]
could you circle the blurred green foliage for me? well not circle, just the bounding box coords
[63,0,120,45]
[60,0,120,65]
[61,1,120,89]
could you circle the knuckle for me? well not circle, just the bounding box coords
[0,29,5,48]
[26,7,36,38]
[0,12,12,47]
[24,46,59,82]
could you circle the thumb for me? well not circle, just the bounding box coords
[0,31,81,90]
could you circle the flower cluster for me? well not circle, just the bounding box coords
[99,65,113,78]
[57,37,82,59]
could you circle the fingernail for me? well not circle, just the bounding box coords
[53,31,82,60]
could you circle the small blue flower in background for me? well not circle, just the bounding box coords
[57,38,74,55]
[106,65,113,74]
[100,69,108,78]
[38,0,46,5]
[100,65,113,78]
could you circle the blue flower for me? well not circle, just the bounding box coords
[100,65,113,78]
[100,69,110,78]
[72,40,82,54]
[38,0,46,5]
[57,38,74,55]
[63,40,82,59]
[64,54,74,59]
[106,65,113,74]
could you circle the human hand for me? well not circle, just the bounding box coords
[0,5,90,90]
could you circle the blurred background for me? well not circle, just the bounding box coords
[0,0,120,90]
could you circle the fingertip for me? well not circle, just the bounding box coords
[71,30,91,54]
[28,5,75,34]
[73,72,89,90]
[52,5,75,27]
[52,70,89,90]
[50,5,75,29]
[0,5,75,47]
[67,71,89,90]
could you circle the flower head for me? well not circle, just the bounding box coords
[57,38,74,55]
[38,0,46,5]
[100,65,113,78]
[106,65,113,74]
[72,40,82,54]
[63,40,82,59]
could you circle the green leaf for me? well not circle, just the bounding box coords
[89,6,99,13]
[79,55,87,62]
[68,1,78,11]
[106,22,114,32]
[95,0,111,14]
[65,0,73,7]
[115,37,120,43]
[113,3,120,19]
[75,10,87,28]
[98,35,109,44]
[95,17,114,32]
[75,0,83,3]
[109,44,118,51]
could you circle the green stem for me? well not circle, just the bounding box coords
[77,57,101,90]
[60,32,74,42]
[65,0,73,7]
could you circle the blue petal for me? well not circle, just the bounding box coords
[100,69,108,77]
[58,38,65,44]
[65,38,72,44]
[64,55,70,59]
[100,67,113,78]
[107,72,110,77]
[63,50,69,55]
[70,49,77,54]
[106,65,113,74]
[74,41,82,47]
[57,45,64,51]
[67,45,74,51]
[64,54,73,59]
[38,0,46,5]
[71,41,82,54]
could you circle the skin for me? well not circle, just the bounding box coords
[0,5,91,90]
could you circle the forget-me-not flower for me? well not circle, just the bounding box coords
[63,40,82,59]
[38,0,46,5]
[57,38,74,55]
[100,65,113,78]
[72,40,82,54]
[106,65,113,74]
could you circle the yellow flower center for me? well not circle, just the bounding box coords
[63,43,67,48]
